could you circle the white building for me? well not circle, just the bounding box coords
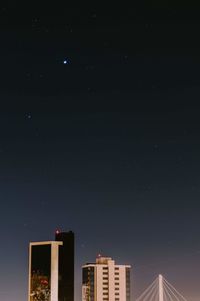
[82,255,131,301]
[28,241,62,301]
[28,231,74,301]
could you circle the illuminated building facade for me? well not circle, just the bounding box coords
[82,256,131,301]
[28,231,74,301]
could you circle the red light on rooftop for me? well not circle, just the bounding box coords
[55,229,60,235]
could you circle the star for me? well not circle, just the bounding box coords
[63,58,70,65]
[25,113,32,119]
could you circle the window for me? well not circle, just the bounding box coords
[126,267,131,301]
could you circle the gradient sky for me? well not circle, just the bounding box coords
[0,3,200,301]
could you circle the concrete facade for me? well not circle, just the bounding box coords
[82,256,131,301]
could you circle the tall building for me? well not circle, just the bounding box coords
[82,255,131,301]
[55,231,74,301]
[28,231,74,301]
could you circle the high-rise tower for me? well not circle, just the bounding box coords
[55,231,74,301]
[28,231,74,301]
[82,255,131,301]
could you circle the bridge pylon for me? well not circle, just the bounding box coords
[136,274,188,301]
[158,274,164,301]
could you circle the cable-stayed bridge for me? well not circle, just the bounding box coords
[136,275,188,301]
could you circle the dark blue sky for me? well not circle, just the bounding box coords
[0,3,200,301]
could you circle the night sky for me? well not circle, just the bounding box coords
[0,3,200,301]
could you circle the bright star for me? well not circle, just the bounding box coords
[63,58,70,65]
